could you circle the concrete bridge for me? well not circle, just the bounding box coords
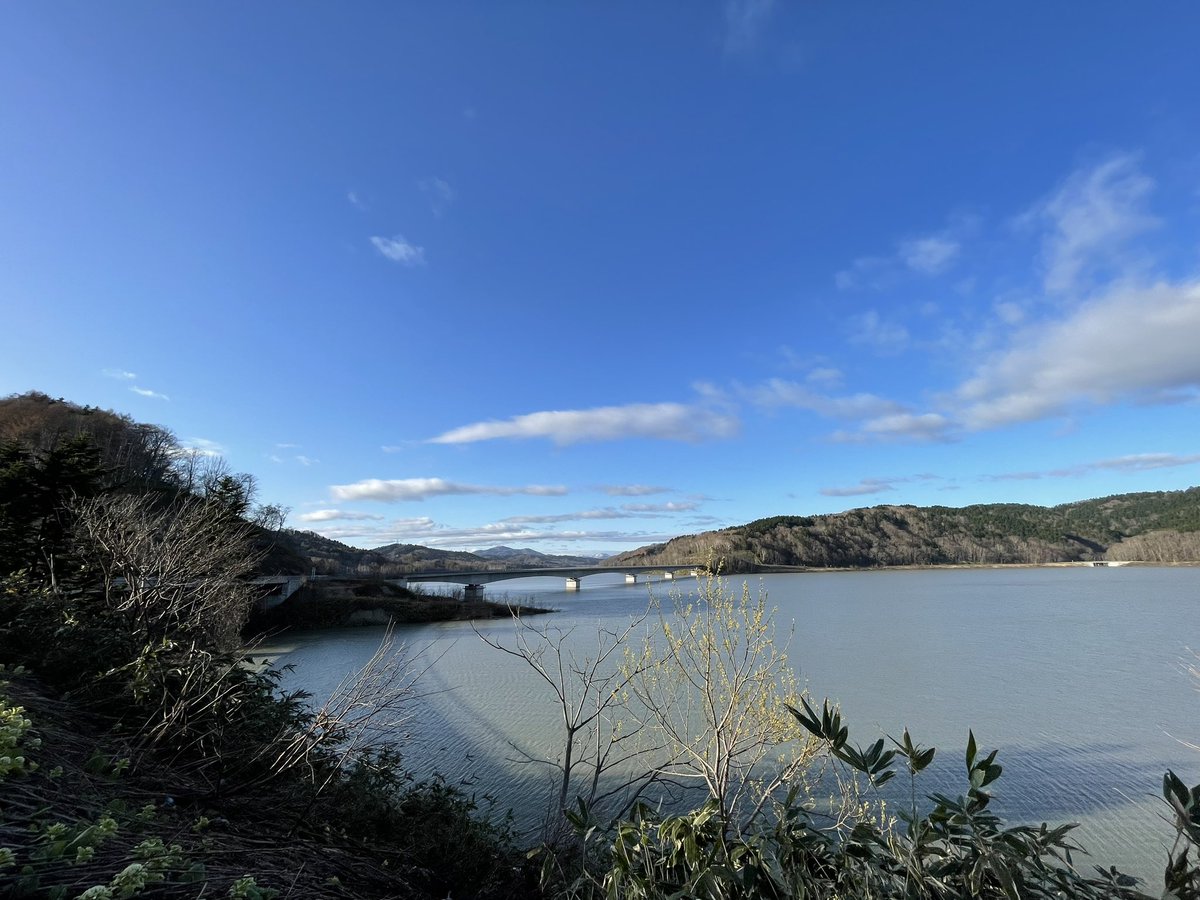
[391,565,700,600]
[264,565,702,605]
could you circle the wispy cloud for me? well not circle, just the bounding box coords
[102,368,136,380]
[370,234,426,266]
[498,506,675,525]
[820,472,946,497]
[177,438,224,458]
[330,477,568,503]
[600,484,674,496]
[130,386,169,400]
[723,0,775,54]
[956,279,1200,429]
[820,478,898,497]
[297,509,386,523]
[494,501,698,525]
[831,413,956,444]
[897,235,960,275]
[836,221,967,290]
[1019,152,1158,295]
[418,176,454,216]
[987,453,1200,482]
[295,455,318,466]
[347,190,367,210]
[848,310,909,352]
[746,378,904,419]
[806,367,844,388]
[308,516,677,550]
[621,501,699,513]
[429,402,739,445]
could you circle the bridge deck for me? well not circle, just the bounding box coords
[397,564,699,586]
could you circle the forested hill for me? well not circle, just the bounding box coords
[609,489,1200,571]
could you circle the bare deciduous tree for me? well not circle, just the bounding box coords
[475,610,669,842]
[73,492,262,652]
[630,568,820,833]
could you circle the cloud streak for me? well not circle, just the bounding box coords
[297,509,386,523]
[820,478,897,497]
[723,0,775,54]
[988,453,1200,482]
[600,484,674,496]
[330,477,568,503]
[430,403,739,445]
[370,234,426,265]
[1020,152,1158,295]
[130,386,169,400]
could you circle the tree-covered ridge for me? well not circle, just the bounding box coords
[611,488,1200,571]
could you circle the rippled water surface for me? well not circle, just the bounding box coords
[276,566,1199,884]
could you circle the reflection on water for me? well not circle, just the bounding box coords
[277,567,1199,884]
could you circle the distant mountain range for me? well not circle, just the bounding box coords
[282,531,603,577]
[606,488,1200,571]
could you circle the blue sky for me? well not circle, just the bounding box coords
[3,2,1200,553]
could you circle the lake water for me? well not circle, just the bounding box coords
[273,566,1199,886]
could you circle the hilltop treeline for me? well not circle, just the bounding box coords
[611,490,1200,572]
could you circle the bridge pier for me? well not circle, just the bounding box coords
[463,583,485,601]
[663,572,674,580]
[565,577,582,591]
[625,573,638,584]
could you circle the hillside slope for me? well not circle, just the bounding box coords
[609,489,1200,572]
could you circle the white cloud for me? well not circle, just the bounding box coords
[500,508,650,525]
[746,378,904,419]
[1020,152,1158,294]
[370,234,426,266]
[834,413,955,444]
[347,191,366,210]
[102,368,136,380]
[622,501,699,513]
[834,255,889,291]
[600,484,673,496]
[723,0,775,54]
[957,279,1200,429]
[805,367,844,388]
[849,310,909,351]
[820,478,897,497]
[1083,452,1200,472]
[898,235,960,274]
[429,402,739,445]
[989,452,1200,481]
[295,455,318,466]
[837,222,967,289]
[994,301,1026,325]
[130,386,169,400]
[297,509,386,523]
[330,477,568,503]
[177,437,224,458]
[418,176,455,215]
